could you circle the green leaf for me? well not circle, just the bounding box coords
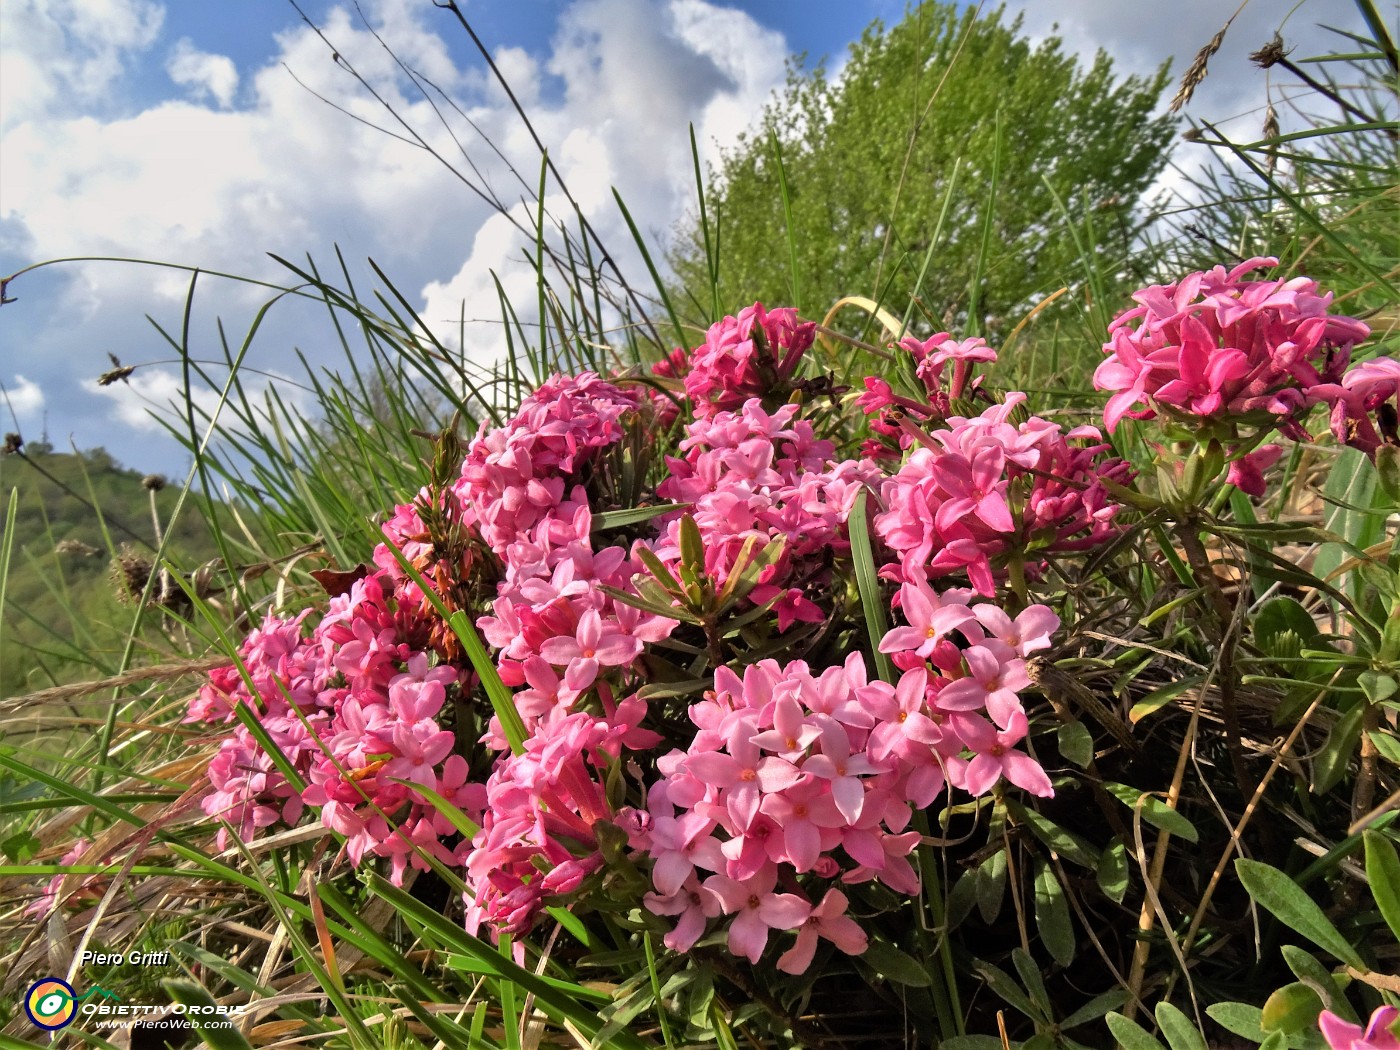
[849,488,894,683]
[1370,727,1400,766]
[1210,997,1323,1050]
[1234,859,1366,969]
[1012,947,1051,1016]
[1156,1002,1207,1050]
[1312,700,1365,794]
[1261,983,1325,1035]
[1281,946,1353,1019]
[1057,720,1094,768]
[1255,597,1322,653]
[162,980,256,1050]
[1105,1012,1168,1050]
[939,1039,1006,1050]
[1006,799,1099,868]
[1130,676,1201,723]
[1314,448,1385,602]
[860,937,932,987]
[972,959,1040,1020]
[1097,837,1129,903]
[1359,670,1398,704]
[1033,859,1075,966]
[1364,829,1400,942]
[1102,782,1199,842]
[1060,990,1129,1030]
[1373,442,1400,502]
[589,503,687,533]
[976,847,1008,923]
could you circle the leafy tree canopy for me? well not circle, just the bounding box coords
[670,2,1177,340]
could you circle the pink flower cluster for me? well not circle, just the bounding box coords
[456,373,679,930]
[455,371,643,554]
[194,575,487,885]
[875,394,1128,595]
[682,303,816,417]
[1094,257,1370,437]
[627,590,1055,971]
[178,299,1137,976]
[1320,356,1400,457]
[656,399,880,630]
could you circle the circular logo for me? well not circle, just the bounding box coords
[25,978,76,1030]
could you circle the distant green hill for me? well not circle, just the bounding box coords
[0,443,219,697]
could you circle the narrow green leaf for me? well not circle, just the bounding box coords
[976,848,1007,923]
[849,488,894,682]
[1363,829,1400,942]
[1156,1002,1207,1050]
[1103,783,1199,843]
[1234,859,1366,969]
[1105,1012,1169,1050]
[1060,990,1130,1030]
[590,503,687,533]
[162,980,256,1050]
[1033,859,1075,966]
[1006,800,1099,868]
[1097,837,1129,904]
[971,959,1039,1020]
[1057,720,1093,768]
[861,937,932,987]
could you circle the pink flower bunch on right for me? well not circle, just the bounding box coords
[1095,257,1370,436]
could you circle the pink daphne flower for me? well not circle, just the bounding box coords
[1318,356,1400,457]
[1319,1007,1400,1050]
[776,888,869,974]
[704,867,812,964]
[957,709,1054,797]
[538,608,642,691]
[1095,257,1369,437]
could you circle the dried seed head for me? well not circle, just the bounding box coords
[142,474,166,492]
[2,433,21,455]
[1181,127,1206,143]
[97,366,136,386]
[110,544,154,603]
[1251,33,1288,69]
[55,538,100,557]
[1262,102,1280,141]
[1170,24,1230,112]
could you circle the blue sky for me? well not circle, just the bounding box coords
[0,0,1371,474]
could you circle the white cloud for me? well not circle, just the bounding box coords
[0,0,164,132]
[166,38,239,108]
[0,0,789,468]
[3,375,45,420]
[95,366,309,435]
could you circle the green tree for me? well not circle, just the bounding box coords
[670,2,1176,340]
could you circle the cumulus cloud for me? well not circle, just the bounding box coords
[166,38,239,108]
[0,0,789,470]
[95,366,309,435]
[0,0,164,131]
[1002,0,1368,136]
[2,375,45,420]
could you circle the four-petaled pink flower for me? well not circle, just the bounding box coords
[776,889,869,974]
[704,868,812,964]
